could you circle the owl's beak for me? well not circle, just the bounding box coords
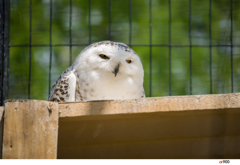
[113,63,120,77]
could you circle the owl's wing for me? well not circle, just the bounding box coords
[48,67,77,102]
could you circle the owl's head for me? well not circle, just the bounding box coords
[73,41,144,81]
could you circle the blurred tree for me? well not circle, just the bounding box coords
[8,0,240,100]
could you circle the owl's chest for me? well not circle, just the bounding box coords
[76,73,140,101]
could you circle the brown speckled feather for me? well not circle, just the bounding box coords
[48,67,79,102]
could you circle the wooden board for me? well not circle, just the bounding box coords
[2,100,59,159]
[57,93,240,159]
[57,109,240,159]
[59,93,240,117]
[0,106,4,159]
[1,93,240,159]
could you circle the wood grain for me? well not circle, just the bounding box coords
[1,93,240,159]
[0,106,4,159]
[2,100,59,159]
[58,108,240,158]
[59,93,240,117]
[57,93,240,158]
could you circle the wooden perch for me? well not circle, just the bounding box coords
[1,93,240,159]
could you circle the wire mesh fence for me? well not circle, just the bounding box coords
[1,0,240,106]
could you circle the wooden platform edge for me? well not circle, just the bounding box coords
[0,106,4,159]
[1,93,240,158]
[2,100,59,159]
[58,93,240,117]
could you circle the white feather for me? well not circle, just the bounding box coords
[49,41,145,102]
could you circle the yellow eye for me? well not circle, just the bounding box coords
[126,59,132,64]
[99,54,110,60]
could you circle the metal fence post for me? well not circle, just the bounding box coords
[0,0,10,106]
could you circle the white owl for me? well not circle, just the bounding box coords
[48,41,145,102]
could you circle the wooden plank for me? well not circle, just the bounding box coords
[1,93,240,158]
[59,93,240,117]
[58,109,240,145]
[58,136,240,159]
[2,100,59,159]
[0,106,4,159]
[57,93,240,158]
[57,108,240,158]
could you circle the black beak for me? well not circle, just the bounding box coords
[113,63,120,77]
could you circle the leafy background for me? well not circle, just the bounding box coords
[8,0,240,100]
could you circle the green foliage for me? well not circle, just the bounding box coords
[8,0,240,100]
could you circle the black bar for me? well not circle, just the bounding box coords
[49,0,53,95]
[209,0,212,94]
[168,0,172,96]
[230,0,233,93]
[109,0,112,40]
[9,44,240,48]
[0,0,10,105]
[69,0,72,65]
[28,0,32,99]
[10,44,89,47]
[0,0,4,105]
[89,0,92,44]
[129,0,132,46]
[149,0,152,97]
[189,0,192,95]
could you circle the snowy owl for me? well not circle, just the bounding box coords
[48,41,145,102]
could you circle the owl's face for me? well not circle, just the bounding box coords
[75,41,144,81]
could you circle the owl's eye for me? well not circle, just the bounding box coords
[126,59,132,64]
[99,54,110,60]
